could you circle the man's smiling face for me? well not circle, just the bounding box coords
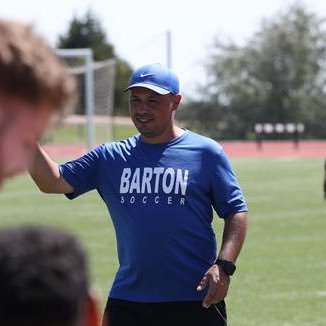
[129,87,181,144]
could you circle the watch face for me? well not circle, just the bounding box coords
[216,259,236,275]
[224,261,236,275]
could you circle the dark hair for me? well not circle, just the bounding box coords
[0,225,89,326]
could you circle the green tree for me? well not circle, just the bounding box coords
[57,11,114,60]
[181,3,326,139]
[57,10,132,115]
[114,59,132,116]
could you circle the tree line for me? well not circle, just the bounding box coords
[57,4,326,139]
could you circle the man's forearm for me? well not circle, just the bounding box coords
[218,211,248,263]
[29,144,73,194]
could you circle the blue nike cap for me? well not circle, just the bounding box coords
[124,63,180,95]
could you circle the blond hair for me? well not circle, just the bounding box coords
[0,20,77,115]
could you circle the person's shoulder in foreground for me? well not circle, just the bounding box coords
[0,224,103,326]
[0,19,77,188]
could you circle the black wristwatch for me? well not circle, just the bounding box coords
[215,258,236,276]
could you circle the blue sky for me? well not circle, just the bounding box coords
[2,0,326,97]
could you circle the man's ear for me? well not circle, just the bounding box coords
[172,94,182,111]
[84,291,103,326]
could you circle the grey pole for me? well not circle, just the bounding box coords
[166,30,172,69]
[55,48,95,150]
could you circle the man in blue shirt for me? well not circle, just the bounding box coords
[29,63,248,326]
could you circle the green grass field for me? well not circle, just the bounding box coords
[0,157,325,325]
[43,123,138,144]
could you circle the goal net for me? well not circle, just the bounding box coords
[44,48,116,150]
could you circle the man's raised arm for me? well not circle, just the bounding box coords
[29,144,73,194]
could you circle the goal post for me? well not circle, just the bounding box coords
[56,48,95,150]
[52,48,117,151]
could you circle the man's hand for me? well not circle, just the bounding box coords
[196,264,230,308]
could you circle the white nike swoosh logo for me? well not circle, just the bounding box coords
[139,73,155,78]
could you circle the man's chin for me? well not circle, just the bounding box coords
[139,130,158,139]
[136,126,155,137]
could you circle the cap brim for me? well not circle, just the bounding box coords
[124,83,170,95]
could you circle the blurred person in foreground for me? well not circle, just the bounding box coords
[0,19,76,188]
[29,63,248,326]
[0,224,102,326]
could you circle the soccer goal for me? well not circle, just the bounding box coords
[49,48,116,150]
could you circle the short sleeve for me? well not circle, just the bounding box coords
[59,146,103,199]
[210,147,247,218]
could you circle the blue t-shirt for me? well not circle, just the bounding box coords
[60,130,247,302]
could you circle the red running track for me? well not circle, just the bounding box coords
[220,140,325,158]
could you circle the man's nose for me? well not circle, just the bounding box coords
[138,101,149,112]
